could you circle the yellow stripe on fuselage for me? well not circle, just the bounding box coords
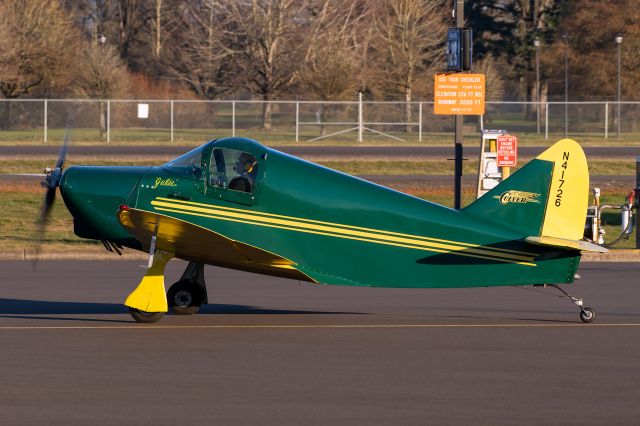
[150,198,537,266]
[155,197,537,257]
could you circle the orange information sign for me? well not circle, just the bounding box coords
[434,73,485,115]
[496,135,518,167]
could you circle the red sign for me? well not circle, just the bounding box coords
[497,135,518,167]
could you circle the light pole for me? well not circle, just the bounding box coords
[616,35,623,138]
[98,34,108,141]
[562,33,569,138]
[534,37,541,134]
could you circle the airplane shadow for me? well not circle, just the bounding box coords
[0,298,362,323]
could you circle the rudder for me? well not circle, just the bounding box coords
[536,139,589,241]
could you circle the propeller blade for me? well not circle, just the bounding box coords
[5,173,47,177]
[32,187,56,269]
[54,117,72,170]
[32,114,74,268]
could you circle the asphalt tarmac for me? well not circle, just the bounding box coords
[1,260,639,425]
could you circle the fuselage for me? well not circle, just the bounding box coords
[60,138,579,289]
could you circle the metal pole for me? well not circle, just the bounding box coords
[170,100,174,142]
[563,33,569,138]
[535,38,540,134]
[418,102,422,142]
[358,92,363,142]
[453,0,464,210]
[545,102,549,140]
[232,101,236,137]
[44,99,48,143]
[605,102,608,139]
[616,36,622,138]
[107,100,110,144]
[295,101,299,142]
[636,156,639,248]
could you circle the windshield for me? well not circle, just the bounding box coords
[162,146,204,178]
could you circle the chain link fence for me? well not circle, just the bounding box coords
[1,98,639,143]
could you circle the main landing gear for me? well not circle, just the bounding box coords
[167,262,208,316]
[127,259,207,323]
[124,239,208,323]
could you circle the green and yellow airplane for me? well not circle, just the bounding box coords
[39,136,605,323]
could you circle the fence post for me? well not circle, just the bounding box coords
[170,100,174,142]
[44,99,48,143]
[295,101,299,142]
[605,102,608,139]
[545,102,549,140]
[636,156,639,248]
[358,92,363,142]
[418,102,422,142]
[107,100,111,144]
[232,101,236,137]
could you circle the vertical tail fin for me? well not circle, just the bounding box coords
[464,139,589,240]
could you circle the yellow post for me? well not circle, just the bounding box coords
[502,167,511,179]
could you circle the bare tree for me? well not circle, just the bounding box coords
[66,0,155,72]
[468,0,562,113]
[150,0,168,61]
[75,43,131,138]
[0,0,79,128]
[215,0,308,129]
[64,0,111,45]
[300,1,366,135]
[161,1,238,99]
[114,0,149,60]
[475,56,506,101]
[373,0,446,131]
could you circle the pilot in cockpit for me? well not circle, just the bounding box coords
[229,152,258,193]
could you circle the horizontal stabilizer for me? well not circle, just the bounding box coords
[525,236,608,253]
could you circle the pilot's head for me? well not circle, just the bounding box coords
[236,153,257,176]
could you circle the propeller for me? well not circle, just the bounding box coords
[33,122,71,267]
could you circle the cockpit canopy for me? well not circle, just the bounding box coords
[162,138,263,195]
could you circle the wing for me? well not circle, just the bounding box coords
[118,207,315,282]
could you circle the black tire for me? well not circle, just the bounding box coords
[167,280,205,315]
[129,308,165,323]
[580,307,596,323]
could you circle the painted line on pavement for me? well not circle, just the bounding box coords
[0,323,639,330]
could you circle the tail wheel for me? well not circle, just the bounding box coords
[168,280,205,315]
[580,307,596,323]
[129,308,165,323]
